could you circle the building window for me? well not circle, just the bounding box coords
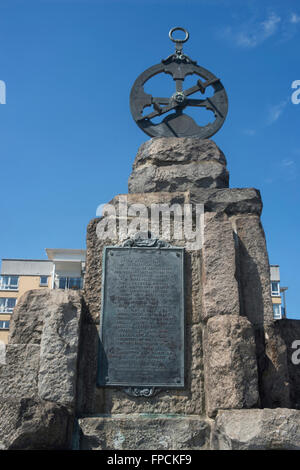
[58,277,82,290]
[0,320,10,329]
[273,304,282,320]
[0,298,17,313]
[0,275,19,291]
[40,276,48,287]
[69,278,82,290]
[271,281,280,296]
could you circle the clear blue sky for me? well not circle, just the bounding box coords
[0,0,299,318]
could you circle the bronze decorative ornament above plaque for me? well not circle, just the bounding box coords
[97,235,185,396]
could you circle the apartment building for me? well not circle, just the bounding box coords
[0,248,86,344]
[270,264,287,320]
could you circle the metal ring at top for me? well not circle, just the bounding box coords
[169,27,189,43]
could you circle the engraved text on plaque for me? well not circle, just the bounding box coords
[97,244,184,389]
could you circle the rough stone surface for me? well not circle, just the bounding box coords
[233,215,273,326]
[77,415,211,450]
[191,187,262,215]
[111,188,263,217]
[9,289,51,344]
[84,219,118,325]
[128,138,229,194]
[5,289,82,407]
[259,322,290,408]
[131,138,227,168]
[0,398,73,450]
[211,408,300,450]
[0,344,40,400]
[38,290,82,406]
[232,214,280,412]
[202,212,240,321]
[110,191,191,208]
[0,289,83,450]
[203,315,259,417]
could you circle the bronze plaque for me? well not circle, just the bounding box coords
[97,244,184,389]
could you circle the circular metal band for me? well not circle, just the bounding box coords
[130,60,228,139]
[169,27,189,43]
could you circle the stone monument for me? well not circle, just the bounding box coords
[1,27,300,450]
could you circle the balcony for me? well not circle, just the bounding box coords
[54,276,83,290]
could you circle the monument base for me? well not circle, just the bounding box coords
[75,414,211,450]
[75,408,300,450]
